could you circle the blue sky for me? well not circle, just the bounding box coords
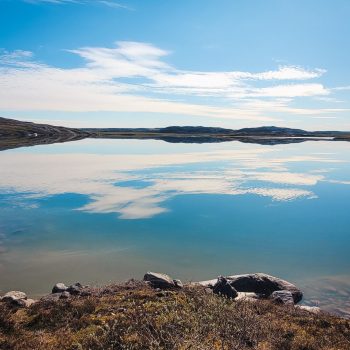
[1,0,350,130]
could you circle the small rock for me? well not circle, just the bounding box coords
[235,292,261,301]
[173,279,183,288]
[59,291,70,299]
[296,305,322,314]
[52,283,68,294]
[13,298,36,308]
[67,282,84,295]
[212,276,238,299]
[143,272,176,289]
[1,291,27,303]
[271,290,294,305]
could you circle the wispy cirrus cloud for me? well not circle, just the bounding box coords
[23,0,132,10]
[24,0,81,4]
[0,41,348,124]
[97,0,132,9]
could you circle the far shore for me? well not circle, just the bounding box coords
[1,117,350,150]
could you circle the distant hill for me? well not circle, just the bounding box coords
[0,117,88,150]
[234,126,346,137]
[85,125,348,137]
[160,126,234,134]
[235,126,310,136]
[1,117,350,150]
[85,125,310,135]
[0,117,87,138]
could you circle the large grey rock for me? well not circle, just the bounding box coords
[52,283,68,294]
[271,290,294,305]
[199,273,303,303]
[212,276,238,299]
[143,272,177,289]
[1,291,27,303]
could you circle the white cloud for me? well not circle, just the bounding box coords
[0,41,347,124]
[148,66,325,92]
[252,66,325,80]
[243,84,329,98]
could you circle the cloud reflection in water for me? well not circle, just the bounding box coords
[0,143,346,219]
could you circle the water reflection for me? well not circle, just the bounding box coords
[0,143,346,219]
[0,139,349,317]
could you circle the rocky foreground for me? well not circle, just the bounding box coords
[1,272,350,349]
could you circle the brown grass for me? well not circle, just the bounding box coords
[1,282,349,350]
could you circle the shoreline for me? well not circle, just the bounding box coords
[0,272,339,317]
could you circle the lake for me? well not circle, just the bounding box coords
[0,138,349,317]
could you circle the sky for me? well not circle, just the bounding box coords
[0,0,350,130]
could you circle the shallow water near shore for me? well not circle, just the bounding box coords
[0,139,350,317]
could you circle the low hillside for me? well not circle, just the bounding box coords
[0,117,89,150]
[1,282,349,350]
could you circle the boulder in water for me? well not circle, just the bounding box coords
[198,273,303,303]
[227,273,302,303]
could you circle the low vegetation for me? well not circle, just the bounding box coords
[1,281,349,350]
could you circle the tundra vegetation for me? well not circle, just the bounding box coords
[1,280,349,350]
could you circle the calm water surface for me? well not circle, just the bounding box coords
[0,139,349,316]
